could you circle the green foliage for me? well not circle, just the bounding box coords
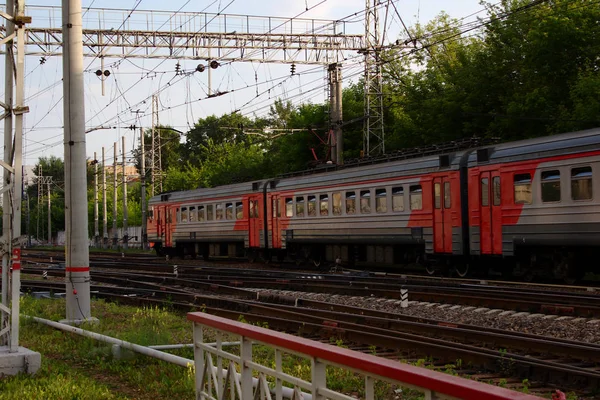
[383,0,600,146]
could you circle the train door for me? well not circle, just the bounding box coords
[433,176,453,253]
[271,195,282,249]
[480,171,502,255]
[248,195,261,248]
[164,206,173,247]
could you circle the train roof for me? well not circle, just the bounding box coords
[467,128,600,166]
[150,128,600,204]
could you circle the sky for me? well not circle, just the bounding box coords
[3,0,486,169]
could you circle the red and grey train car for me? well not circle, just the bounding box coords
[147,128,600,281]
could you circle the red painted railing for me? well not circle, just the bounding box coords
[188,312,543,400]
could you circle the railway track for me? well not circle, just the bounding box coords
[21,261,600,318]
[17,277,598,396]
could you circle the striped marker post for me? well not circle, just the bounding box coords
[42,270,48,280]
[173,265,178,277]
[400,288,408,308]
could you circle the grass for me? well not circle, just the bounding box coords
[1,296,578,399]
[1,297,196,400]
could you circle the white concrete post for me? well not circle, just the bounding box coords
[401,288,408,308]
[62,0,93,322]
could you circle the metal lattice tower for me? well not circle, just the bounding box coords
[363,0,386,156]
[150,94,162,196]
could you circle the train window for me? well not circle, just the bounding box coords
[320,194,329,216]
[376,189,387,213]
[444,182,451,209]
[493,177,501,206]
[249,200,258,218]
[181,207,188,222]
[434,183,441,209]
[148,207,154,220]
[360,190,371,214]
[176,207,181,222]
[189,206,196,222]
[346,192,356,215]
[296,196,305,217]
[236,202,243,219]
[216,204,224,220]
[198,206,205,222]
[481,178,489,206]
[392,187,404,211]
[410,185,423,210]
[541,170,561,203]
[307,195,317,216]
[572,166,593,200]
[285,198,293,217]
[226,203,233,220]
[332,192,342,216]
[514,174,532,204]
[207,205,214,220]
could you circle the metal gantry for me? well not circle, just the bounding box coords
[363,0,386,156]
[6,5,364,64]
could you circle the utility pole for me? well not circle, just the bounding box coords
[102,146,107,249]
[36,164,41,242]
[62,0,94,323]
[328,63,343,165]
[93,151,99,247]
[140,127,147,250]
[47,180,51,245]
[0,0,40,374]
[112,142,118,248]
[122,136,128,250]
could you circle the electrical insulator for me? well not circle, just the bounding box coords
[196,64,205,73]
[210,60,219,69]
[103,70,111,77]
[290,64,296,75]
[95,69,103,76]
[175,62,181,74]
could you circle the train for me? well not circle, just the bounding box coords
[147,128,600,282]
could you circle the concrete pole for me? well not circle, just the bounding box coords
[122,136,128,250]
[62,0,93,322]
[334,64,343,165]
[151,106,155,196]
[1,0,15,333]
[102,147,107,248]
[47,182,51,245]
[140,127,147,250]
[327,64,337,164]
[93,151,99,247]
[112,142,118,248]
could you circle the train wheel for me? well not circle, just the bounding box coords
[454,263,469,278]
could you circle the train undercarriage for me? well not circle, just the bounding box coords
[153,240,592,283]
